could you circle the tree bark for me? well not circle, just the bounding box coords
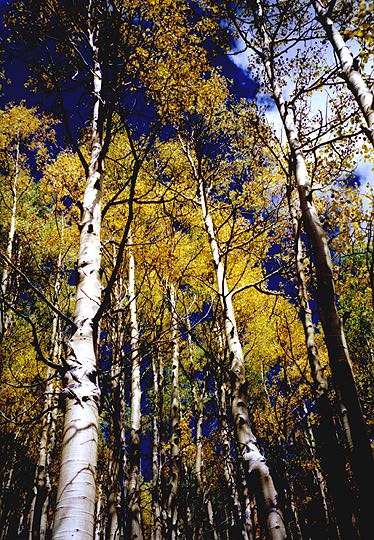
[0,140,19,339]
[215,336,252,540]
[286,181,357,539]
[29,236,63,540]
[196,169,286,540]
[186,313,204,540]
[51,20,103,540]
[253,3,374,536]
[108,447,120,540]
[166,283,180,540]
[107,249,127,540]
[151,343,164,540]
[95,475,103,540]
[126,234,143,540]
[312,0,374,148]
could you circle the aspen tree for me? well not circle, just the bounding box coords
[312,0,374,148]
[29,251,63,540]
[210,323,252,540]
[286,177,357,539]
[106,249,127,540]
[166,283,181,540]
[107,317,125,540]
[151,334,164,540]
[0,105,55,340]
[186,313,219,540]
[246,1,374,536]
[51,33,103,537]
[0,137,19,339]
[126,233,143,540]
[179,137,286,539]
[217,369,251,540]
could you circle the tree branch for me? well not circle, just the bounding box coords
[0,251,76,330]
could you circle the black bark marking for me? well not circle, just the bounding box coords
[88,369,97,383]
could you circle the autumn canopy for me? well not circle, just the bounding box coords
[0,1,373,540]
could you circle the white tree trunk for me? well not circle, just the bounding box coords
[206,498,219,540]
[166,283,180,540]
[107,369,126,540]
[286,183,357,538]
[152,344,164,540]
[51,29,103,540]
[107,246,127,540]
[0,140,19,337]
[29,235,63,540]
[107,430,120,540]
[216,336,251,540]
[312,0,374,148]
[254,2,373,536]
[126,233,143,540]
[197,174,286,540]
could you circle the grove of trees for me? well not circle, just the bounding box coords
[0,1,373,539]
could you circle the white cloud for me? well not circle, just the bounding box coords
[229,37,249,71]
[354,161,374,188]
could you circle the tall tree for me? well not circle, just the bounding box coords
[312,0,374,148]
[166,283,181,540]
[0,104,55,340]
[126,233,143,540]
[226,1,374,535]
[177,131,287,539]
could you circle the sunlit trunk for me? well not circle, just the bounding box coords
[51,20,103,540]
[166,283,180,540]
[0,140,19,338]
[126,234,143,540]
[253,3,374,537]
[197,174,286,540]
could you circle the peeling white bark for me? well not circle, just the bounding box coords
[253,1,373,536]
[51,24,103,540]
[1,140,19,337]
[197,174,286,540]
[166,283,180,540]
[126,233,143,540]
